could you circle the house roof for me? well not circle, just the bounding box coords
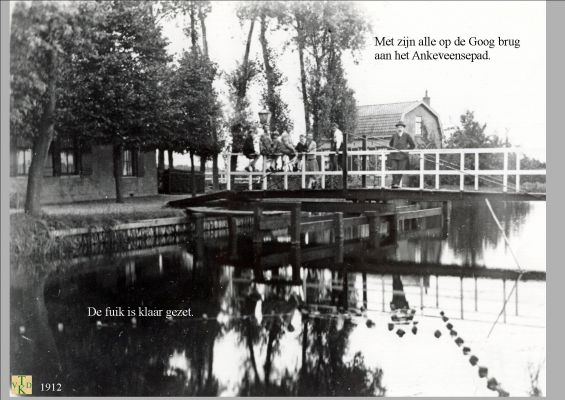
[355,100,440,138]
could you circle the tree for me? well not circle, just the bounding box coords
[10,2,77,215]
[159,1,224,191]
[444,111,495,149]
[65,1,171,203]
[225,2,262,169]
[442,111,546,188]
[169,49,222,195]
[257,3,293,134]
[285,2,370,141]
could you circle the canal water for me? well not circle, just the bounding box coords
[10,200,545,396]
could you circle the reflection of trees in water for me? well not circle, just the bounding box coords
[39,250,226,396]
[447,201,531,265]
[229,281,300,392]
[237,316,386,396]
[27,243,387,396]
[234,266,385,396]
[299,316,386,396]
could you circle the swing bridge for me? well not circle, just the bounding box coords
[212,146,545,201]
[169,145,545,328]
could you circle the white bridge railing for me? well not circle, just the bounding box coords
[219,147,545,193]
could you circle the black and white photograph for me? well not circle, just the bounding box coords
[6,0,546,397]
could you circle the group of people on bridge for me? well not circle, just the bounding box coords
[241,120,415,189]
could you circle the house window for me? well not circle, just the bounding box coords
[16,149,32,175]
[123,149,134,176]
[415,116,422,136]
[60,149,77,175]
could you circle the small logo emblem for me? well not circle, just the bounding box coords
[11,375,32,396]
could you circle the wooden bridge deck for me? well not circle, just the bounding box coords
[168,187,545,210]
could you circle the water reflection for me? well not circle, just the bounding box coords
[446,201,533,266]
[10,201,545,396]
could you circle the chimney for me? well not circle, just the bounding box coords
[423,90,431,106]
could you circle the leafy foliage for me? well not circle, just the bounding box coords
[169,50,223,157]
[63,1,171,147]
[441,111,545,188]
[226,61,261,152]
[286,1,370,141]
[10,2,75,144]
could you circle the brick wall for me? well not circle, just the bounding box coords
[10,145,157,206]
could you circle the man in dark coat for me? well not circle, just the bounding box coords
[389,120,416,188]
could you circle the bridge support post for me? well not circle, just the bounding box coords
[290,245,302,284]
[366,211,380,249]
[193,212,205,238]
[228,216,238,258]
[389,212,398,242]
[441,201,451,238]
[290,203,302,247]
[193,213,205,269]
[253,205,263,245]
[334,212,344,242]
[253,241,264,283]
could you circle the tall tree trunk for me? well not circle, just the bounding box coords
[206,338,214,388]
[190,152,197,197]
[246,322,261,384]
[263,323,277,387]
[200,156,206,173]
[301,319,308,376]
[212,154,219,190]
[157,148,165,171]
[112,142,124,204]
[295,17,310,134]
[189,1,198,51]
[197,10,220,190]
[198,4,209,58]
[168,150,174,169]
[24,49,57,216]
[230,19,255,173]
[311,53,323,142]
[237,19,255,108]
[259,13,276,132]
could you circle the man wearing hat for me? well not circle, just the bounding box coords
[388,120,416,188]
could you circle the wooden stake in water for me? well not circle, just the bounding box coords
[474,276,478,312]
[484,198,524,338]
[381,275,385,312]
[435,275,439,308]
[460,276,464,320]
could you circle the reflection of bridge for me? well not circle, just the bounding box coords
[222,147,545,195]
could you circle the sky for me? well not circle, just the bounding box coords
[161,1,546,162]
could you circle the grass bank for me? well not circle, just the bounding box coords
[10,196,186,264]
